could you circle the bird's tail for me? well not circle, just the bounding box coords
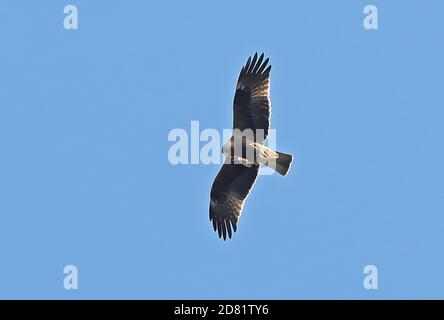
[265,151,293,176]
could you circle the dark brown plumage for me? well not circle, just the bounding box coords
[209,53,292,240]
[209,161,259,240]
[233,53,271,142]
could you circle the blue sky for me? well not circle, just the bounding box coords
[1,1,444,299]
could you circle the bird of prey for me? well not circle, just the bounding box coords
[209,53,293,240]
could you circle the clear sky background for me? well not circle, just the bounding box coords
[1,1,443,299]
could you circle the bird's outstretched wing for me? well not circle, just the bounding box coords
[209,161,259,240]
[233,53,272,142]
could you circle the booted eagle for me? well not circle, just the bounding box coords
[209,53,293,240]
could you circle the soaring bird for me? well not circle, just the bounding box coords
[209,53,293,240]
